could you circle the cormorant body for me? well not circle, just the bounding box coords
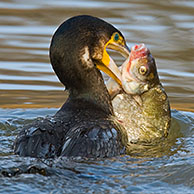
[14,15,129,158]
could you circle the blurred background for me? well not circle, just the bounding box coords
[0,0,194,111]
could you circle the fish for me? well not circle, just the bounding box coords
[107,44,171,145]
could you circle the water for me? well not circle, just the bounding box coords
[0,0,194,193]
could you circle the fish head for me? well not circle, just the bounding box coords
[121,44,160,95]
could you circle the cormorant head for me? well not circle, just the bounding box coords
[50,15,130,93]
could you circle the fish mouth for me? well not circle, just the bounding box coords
[133,43,145,51]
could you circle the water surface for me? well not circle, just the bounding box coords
[0,0,194,193]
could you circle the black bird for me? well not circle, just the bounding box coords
[14,15,130,158]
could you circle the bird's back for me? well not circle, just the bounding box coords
[14,99,126,158]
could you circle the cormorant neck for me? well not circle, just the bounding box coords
[68,67,114,115]
[50,45,114,115]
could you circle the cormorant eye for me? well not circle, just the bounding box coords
[139,66,147,75]
[114,33,119,41]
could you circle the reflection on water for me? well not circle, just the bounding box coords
[0,0,194,193]
[0,0,194,110]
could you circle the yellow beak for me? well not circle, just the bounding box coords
[96,42,130,86]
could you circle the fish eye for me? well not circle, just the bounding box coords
[114,33,119,41]
[139,66,147,75]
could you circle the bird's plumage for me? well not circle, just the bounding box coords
[14,15,129,158]
[15,99,126,158]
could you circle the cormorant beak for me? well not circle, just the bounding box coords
[107,42,130,58]
[96,41,130,87]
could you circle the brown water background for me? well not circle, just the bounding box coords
[0,0,194,111]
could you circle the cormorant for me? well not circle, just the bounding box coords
[14,15,130,158]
